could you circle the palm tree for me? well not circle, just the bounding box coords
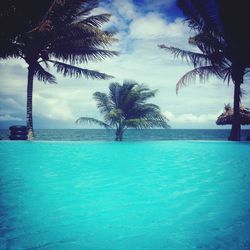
[0,0,118,140]
[76,81,169,141]
[159,0,250,141]
[216,0,250,140]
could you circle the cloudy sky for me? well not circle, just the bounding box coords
[0,0,249,129]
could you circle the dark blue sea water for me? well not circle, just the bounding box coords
[1,129,250,141]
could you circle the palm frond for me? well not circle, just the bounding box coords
[133,85,157,102]
[177,0,220,34]
[0,40,22,59]
[127,104,167,124]
[124,118,169,129]
[108,82,121,107]
[55,22,118,45]
[93,92,113,114]
[76,0,99,17]
[158,44,211,67]
[192,0,220,33]
[76,117,111,129]
[176,65,226,93]
[49,60,113,79]
[177,0,204,31]
[81,14,111,27]
[50,46,118,64]
[104,109,122,126]
[34,63,57,83]
[223,66,232,84]
[54,33,118,49]
[189,32,224,53]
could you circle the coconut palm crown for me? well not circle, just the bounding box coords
[0,0,118,139]
[159,0,250,141]
[76,81,169,141]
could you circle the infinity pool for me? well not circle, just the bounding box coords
[0,141,250,249]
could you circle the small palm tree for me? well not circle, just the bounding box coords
[76,81,169,141]
[159,0,250,141]
[0,0,118,139]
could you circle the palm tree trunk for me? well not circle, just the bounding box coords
[229,66,243,141]
[115,125,123,141]
[228,82,241,141]
[26,64,35,140]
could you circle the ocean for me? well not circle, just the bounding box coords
[1,129,250,141]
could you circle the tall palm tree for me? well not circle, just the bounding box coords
[76,81,169,141]
[0,0,118,139]
[159,0,250,141]
[216,0,250,140]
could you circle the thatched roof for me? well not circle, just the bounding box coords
[216,104,250,125]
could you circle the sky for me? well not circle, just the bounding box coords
[0,0,249,129]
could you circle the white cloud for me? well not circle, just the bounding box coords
[164,111,221,124]
[112,0,136,20]
[144,0,176,9]
[0,97,24,110]
[33,92,75,121]
[129,13,187,40]
[0,114,22,121]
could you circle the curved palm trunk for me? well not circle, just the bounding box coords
[26,64,35,140]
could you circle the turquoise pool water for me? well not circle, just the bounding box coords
[0,141,250,249]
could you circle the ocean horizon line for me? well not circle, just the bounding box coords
[1,128,250,130]
[1,128,250,141]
